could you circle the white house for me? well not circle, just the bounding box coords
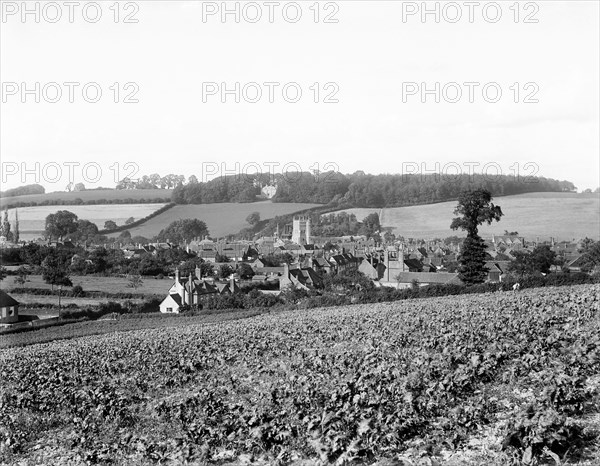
[160,267,218,313]
[0,290,19,324]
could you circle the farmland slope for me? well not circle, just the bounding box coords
[117,201,322,238]
[0,189,172,208]
[5,204,167,241]
[1,284,598,465]
[334,192,600,241]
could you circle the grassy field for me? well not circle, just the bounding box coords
[0,188,172,208]
[4,204,166,241]
[3,274,172,296]
[119,201,322,238]
[335,192,600,241]
[0,284,598,465]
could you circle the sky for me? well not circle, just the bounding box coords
[1,1,599,192]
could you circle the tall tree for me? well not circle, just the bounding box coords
[14,208,19,243]
[1,209,11,240]
[530,245,556,274]
[14,266,30,287]
[41,252,73,309]
[451,189,503,284]
[45,211,78,241]
[579,240,600,273]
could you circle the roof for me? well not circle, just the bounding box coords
[484,262,503,273]
[289,267,323,288]
[254,266,284,275]
[403,259,423,271]
[0,290,19,307]
[162,293,182,306]
[313,257,331,267]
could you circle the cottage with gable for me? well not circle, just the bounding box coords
[160,266,218,313]
[0,290,19,324]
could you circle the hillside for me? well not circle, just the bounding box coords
[5,204,167,241]
[335,192,600,241]
[1,284,598,465]
[115,201,322,239]
[0,188,172,209]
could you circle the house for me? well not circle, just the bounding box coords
[159,267,220,313]
[279,263,322,290]
[328,253,359,273]
[301,244,318,256]
[403,258,423,273]
[253,266,285,277]
[358,255,386,280]
[0,290,19,324]
[250,258,266,269]
[566,255,587,272]
[492,235,524,250]
[312,257,333,274]
[485,262,504,282]
[261,184,277,199]
[216,278,241,295]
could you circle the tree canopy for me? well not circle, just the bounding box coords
[246,212,261,226]
[157,219,209,244]
[45,210,79,241]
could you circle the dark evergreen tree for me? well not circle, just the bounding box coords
[456,236,488,284]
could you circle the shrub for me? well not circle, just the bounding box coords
[71,285,85,297]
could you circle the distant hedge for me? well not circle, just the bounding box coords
[2,197,172,209]
[99,202,176,234]
[9,287,152,299]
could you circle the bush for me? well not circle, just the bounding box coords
[71,285,85,297]
[132,297,161,314]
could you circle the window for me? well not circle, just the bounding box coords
[166,307,172,313]
[9,308,14,316]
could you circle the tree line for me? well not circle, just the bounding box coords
[171,171,575,208]
[0,183,45,198]
[272,172,576,207]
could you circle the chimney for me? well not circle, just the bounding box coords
[175,267,179,283]
[195,265,201,279]
[188,273,193,306]
[230,275,235,292]
[283,262,289,278]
